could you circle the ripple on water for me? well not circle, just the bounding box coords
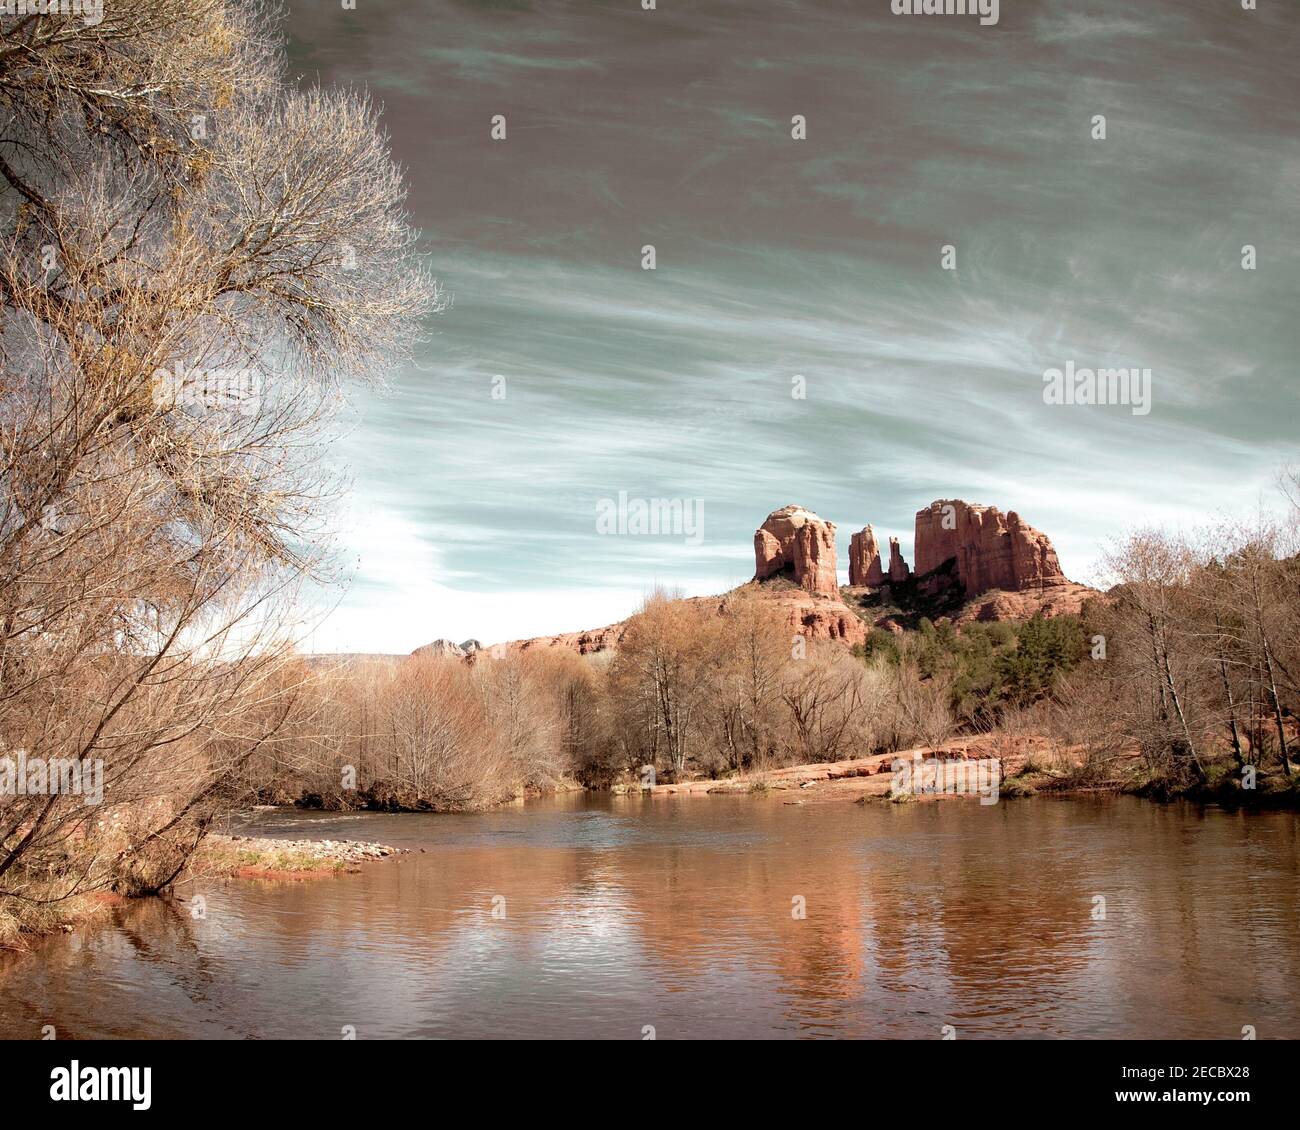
[2,794,1297,1039]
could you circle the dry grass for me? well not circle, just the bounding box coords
[187,839,350,880]
[0,882,119,952]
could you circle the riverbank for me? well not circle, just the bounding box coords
[275,733,1299,813]
[0,833,407,952]
[625,734,1088,804]
[8,740,1293,953]
[191,834,408,881]
[619,735,1300,809]
[277,779,586,813]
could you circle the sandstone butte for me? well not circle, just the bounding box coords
[887,536,910,583]
[753,504,840,598]
[913,499,1065,594]
[848,525,883,587]
[418,499,1096,661]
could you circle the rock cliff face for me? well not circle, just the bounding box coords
[848,526,884,587]
[497,621,625,658]
[888,537,910,583]
[753,505,840,598]
[418,498,1089,662]
[913,500,1066,596]
[951,582,1096,626]
[766,588,867,647]
[487,586,866,658]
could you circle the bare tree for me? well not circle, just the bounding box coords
[0,2,436,934]
[608,590,709,778]
[1095,532,1209,786]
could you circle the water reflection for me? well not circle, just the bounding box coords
[1,795,1296,1039]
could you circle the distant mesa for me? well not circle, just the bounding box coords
[412,638,468,660]
[757,498,1071,602]
[414,496,1093,662]
[412,638,487,660]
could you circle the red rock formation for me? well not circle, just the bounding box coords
[773,589,868,648]
[419,500,1090,665]
[888,537,910,583]
[483,584,866,659]
[411,639,468,660]
[848,526,884,586]
[913,500,1065,596]
[753,505,840,598]
[496,621,626,658]
[951,582,1095,626]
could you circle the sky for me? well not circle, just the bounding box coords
[285,0,1300,653]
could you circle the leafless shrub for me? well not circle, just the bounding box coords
[0,2,436,931]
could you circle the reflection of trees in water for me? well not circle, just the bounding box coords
[6,800,1300,1038]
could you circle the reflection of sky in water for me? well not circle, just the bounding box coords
[234,802,772,851]
[3,795,1299,1039]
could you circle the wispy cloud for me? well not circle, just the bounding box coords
[289,0,1300,650]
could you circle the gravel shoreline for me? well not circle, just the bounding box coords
[194,834,409,879]
[221,834,406,862]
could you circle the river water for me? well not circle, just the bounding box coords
[1,793,1297,1039]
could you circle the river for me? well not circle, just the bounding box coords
[1,793,1297,1039]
